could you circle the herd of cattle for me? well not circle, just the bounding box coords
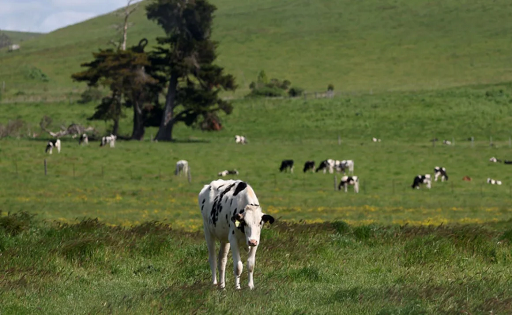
[45,134,117,154]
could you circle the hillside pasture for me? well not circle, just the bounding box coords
[2,84,512,227]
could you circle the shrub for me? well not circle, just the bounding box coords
[23,65,49,82]
[0,211,35,236]
[247,70,291,97]
[327,84,334,91]
[288,86,304,97]
[249,86,286,97]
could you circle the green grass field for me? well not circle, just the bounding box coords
[2,0,512,99]
[2,83,512,313]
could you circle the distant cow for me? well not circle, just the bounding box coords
[487,178,502,185]
[175,160,189,176]
[45,139,61,154]
[434,166,448,182]
[303,161,315,173]
[316,159,335,173]
[504,160,512,165]
[462,176,472,182]
[443,140,452,145]
[489,157,501,163]
[199,179,274,289]
[338,176,359,193]
[279,160,294,173]
[8,44,20,52]
[79,134,88,145]
[235,135,247,144]
[100,134,116,148]
[341,160,354,174]
[372,137,381,142]
[218,170,239,177]
[411,174,431,189]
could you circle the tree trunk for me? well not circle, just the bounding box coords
[154,74,178,141]
[112,118,120,136]
[131,100,145,140]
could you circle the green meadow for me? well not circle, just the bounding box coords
[2,0,512,312]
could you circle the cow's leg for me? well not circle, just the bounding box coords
[344,183,348,193]
[204,231,217,286]
[291,166,294,174]
[230,239,243,289]
[218,242,230,289]
[247,246,258,290]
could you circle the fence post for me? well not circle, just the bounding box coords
[44,159,47,176]
[392,180,395,194]
[471,137,474,148]
[188,168,192,183]
[452,137,455,147]
[509,137,511,148]
[73,164,75,177]
[334,175,337,191]
[15,161,18,177]
[274,174,277,188]
[338,135,341,145]
[101,165,104,178]
[2,81,5,92]
[451,181,454,194]
[490,136,493,146]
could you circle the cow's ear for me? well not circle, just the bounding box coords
[262,214,275,225]
[235,213,244,222]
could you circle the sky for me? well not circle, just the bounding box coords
[0,0,141,33]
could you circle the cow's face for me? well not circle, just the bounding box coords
[234,205,274,247]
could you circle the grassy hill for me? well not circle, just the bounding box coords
[1,0,512,100]
[0,30,43,43]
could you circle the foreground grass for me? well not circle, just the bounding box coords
[1,213,512,314]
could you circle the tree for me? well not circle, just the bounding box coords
[72,40,158,138]
[146,0,236,141]
[109,0,141,51]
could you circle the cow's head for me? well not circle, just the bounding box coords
[233,204,274,247]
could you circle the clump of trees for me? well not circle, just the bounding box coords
[248,70,303,97]
[72,0,236,141]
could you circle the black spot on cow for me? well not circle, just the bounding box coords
[230,199,233,206]
[210,183,236,226]
[240,209,244,214]
[202,199,205,204]
[225,214,228,220]
[218,185,224,190]
[232,230,234,235]
[201,205,204,211]
[233,182,247,196]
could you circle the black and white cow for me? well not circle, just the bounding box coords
[504,160,512,165]
[218,170,239,177]
[303,161,315,173]
[279,160,294,173]
[175,160,189,176]
[443,140,452,145]
[316,159,335,173]
[199,179,274,290]
[487,178,502,185]
[100,134,116,147]
[411,174,431,189]
[79,134,88,145]
[235,135,247,144]
[338,176,359,193]
[489,157,501,163]
[434,166,448,182]
[45,139,61,154]
[339,160,354,174]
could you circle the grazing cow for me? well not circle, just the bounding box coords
[487,178,502,185]
[303,161,315,173]
[45,139,61,154]
[338,176,359,193]
[234,135,247,144]
[411,174,431,189]
[443,140,452,145]
[8,44,20,52]
[218,170,239,177]
[372,137,381,142]
[100,134,116,148]
[434,166,448,182]
[462,176,472,182]
[79,134,88,145]
[504,160,512,165]
[199,180,274,290]
[279,160,294,173]
[175,160,189,176]
[316,159,335,173]
[489,157,501,163]
[340,160,354,174]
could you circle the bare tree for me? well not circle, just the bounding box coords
[110,0,140,50]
